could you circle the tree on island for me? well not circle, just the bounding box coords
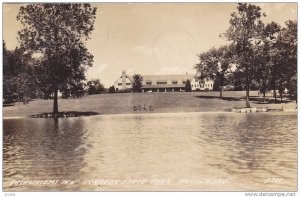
[132,74,143,93]
[17,4,97,115]
[224,3,265,108]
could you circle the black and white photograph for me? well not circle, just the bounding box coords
[2,1,298,194]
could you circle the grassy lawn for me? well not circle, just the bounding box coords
[3,91,296,117]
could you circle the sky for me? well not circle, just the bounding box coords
[3,3,297,87]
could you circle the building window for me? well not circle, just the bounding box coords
[126,83,131,85]
[172,81,178,84]
[157,81,167,85]
[182,81,186,84]
[146,81,152,85]
[118,83,122,86]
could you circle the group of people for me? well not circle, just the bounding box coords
[22,97,29,104]
[133,104,154,112]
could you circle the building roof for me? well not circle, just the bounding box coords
[129,74,195,82]
[113,73,200,86]
[141,84,186,89]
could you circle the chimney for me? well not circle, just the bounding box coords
[122,70,126,90]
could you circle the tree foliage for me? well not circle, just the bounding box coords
[87,79,105,95]
[196,45,235,98]
[109,86,116,93]
[195,3,297,105]
[132,74,143,93]
[3,42,39,103]
[17,3,97,114]
[224,3,265,107]
[185,79,192,92]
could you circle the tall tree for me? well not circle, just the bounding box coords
[254,21,281,103]
[3,41,9,75]
[224,3,265,107]
[279,20,297,100]
[132,74,143,93]
[196,45,235,99]
[3,44,38,102]
[17,3,97,115]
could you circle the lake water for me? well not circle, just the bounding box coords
[3,112,297,191]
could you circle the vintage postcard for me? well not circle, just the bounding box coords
[2,2,297,194]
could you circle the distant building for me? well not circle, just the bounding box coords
[113,71,214,92]
[113,71,133,91]
[197,79,214,91]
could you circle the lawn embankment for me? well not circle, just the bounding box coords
[3,91,296,118]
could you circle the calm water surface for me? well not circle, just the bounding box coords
[3,112,297,191]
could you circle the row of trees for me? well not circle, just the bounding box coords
[3,42,38,102]
[3,44,106,101]
[196,3,297,107]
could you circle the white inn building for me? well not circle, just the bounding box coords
[113,71,214,92]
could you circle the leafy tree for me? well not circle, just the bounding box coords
[3,41,9,75]
[132,74,143,93]
[3,46,29,76]
[70,83,86,98]
[87,79,104,95]
[185,79,192,92]
[61,82,86,99]
[3,43,38,103]
[196,45,235,98]
[109,86,116,93]
[17,3,97,115]
[224,3,265,107]
[280,20,297,100]
[264,21,297,102]
[253,21,281,102]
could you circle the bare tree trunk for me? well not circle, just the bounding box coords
[219,86,223,99]
[274,88,277,102]
[263,91,266,103]
[246,88,250,108]
[53,88,58,114]
[246,77,251,108]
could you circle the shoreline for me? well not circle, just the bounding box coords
[3,110,297,120]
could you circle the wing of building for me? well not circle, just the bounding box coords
[113,71,214,92]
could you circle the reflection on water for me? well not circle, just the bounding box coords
[3,112,297,191]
